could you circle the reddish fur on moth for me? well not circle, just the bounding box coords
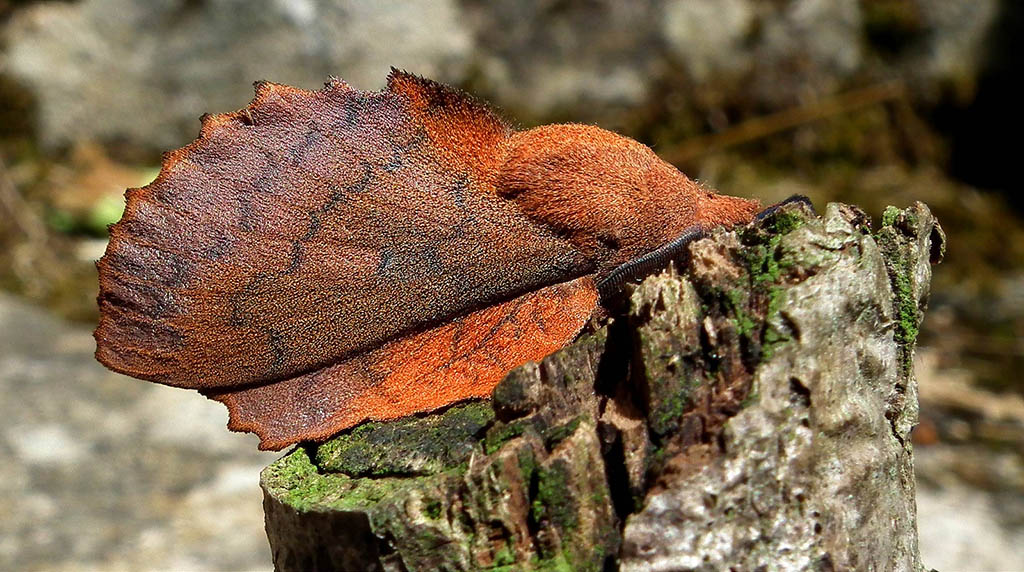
[95,69,761,450]
[496,123,758,269]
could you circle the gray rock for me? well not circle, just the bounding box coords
[916,457,1024,570]
[662,0,863,104]
[661,0,756,83]
[908,0,999,97]
[3,0,471,150]
[2,0,1001,149]
[0,294,278,570]
[466,0,660,116]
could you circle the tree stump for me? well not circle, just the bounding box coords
[260,201,944,571]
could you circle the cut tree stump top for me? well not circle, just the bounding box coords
[261,201,945,572]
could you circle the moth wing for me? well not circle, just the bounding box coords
[385,69,511,181]
[95,71,591,390]
[205,276,598,450]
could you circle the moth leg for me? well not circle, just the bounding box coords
[755,194,814,222]
[597,226,707,300]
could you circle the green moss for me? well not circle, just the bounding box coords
[769,211,806,236]
[881,205,901,227]
[315,401,494,476]
[542,416,583,449]
[272,446,315,484]
[532,552,576,572]
[735,211,809,362]
[314,424,381,474]
[742,207,807,285]
[741,386,761,408]
[263,447,375,512]
[531,461,578,533]
[740,243,773,285]
[263,446,456,513]
[766,285,786,316]
[889,258,920,374]
[875,206,923,375]
[761,286,794,361]
[484,420,527,455]
[725,288,756,336]
[487,543,518,569]
[644,445,669,482]
[537,546,607,572]
[761,326,791,361]
[638,315,707,437]
[648,383,690,437]
[424,500,443,520]
[310,475,405,512]
[517,447,538,485]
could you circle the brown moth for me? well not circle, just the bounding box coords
[95,69,772,450]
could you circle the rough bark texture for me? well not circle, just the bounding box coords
[261,201,944,571]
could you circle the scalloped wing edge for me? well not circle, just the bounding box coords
[95,71,519,381]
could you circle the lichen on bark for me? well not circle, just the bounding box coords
[262,200,943,571]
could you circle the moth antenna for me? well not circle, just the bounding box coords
[597,226,707,300]
[755,195,814,222]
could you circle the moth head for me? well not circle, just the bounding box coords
[495,123,759,272]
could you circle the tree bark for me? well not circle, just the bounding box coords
[260,200,944,571]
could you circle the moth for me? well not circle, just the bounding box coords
[95,69,781,450]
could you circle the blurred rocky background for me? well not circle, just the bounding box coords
[0,0,1021,569]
